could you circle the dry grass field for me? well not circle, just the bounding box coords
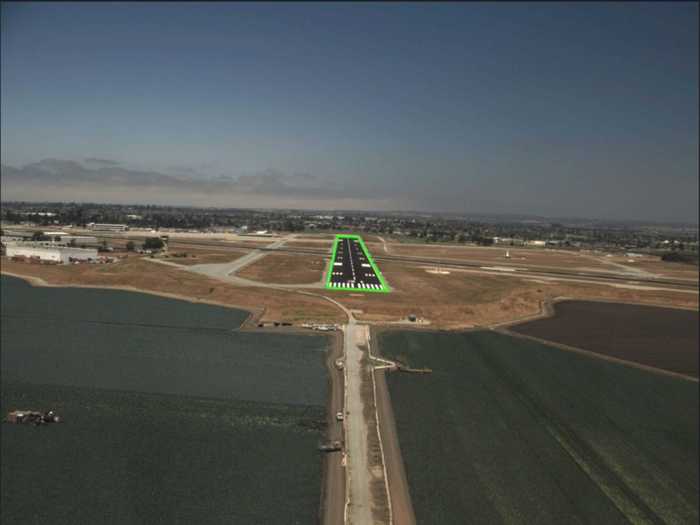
[285,240,334,250]
[296,234,337,240]
[238,253,327,284]
[601,254,698,281]
[326,261,543,327]
[3,246,696,329]
[1,257,344,324]
[323,260,698,328]
[163,249,250,266]
[386,244,616,271]
[381,242,698,281]
[168,240,275,250]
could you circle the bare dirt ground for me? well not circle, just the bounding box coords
[509,300,699,378]
[1,257,344,324]
[286,240,334,250]
[4,253,696,330]
[601,254,698,281]
[387,244,622,271]
[159,248,251,266]
[322,261,698,329]
[237,253,327,285]
[169,239,276,250]
[297,234,337,240]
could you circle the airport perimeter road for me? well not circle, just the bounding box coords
[343,321,375,524]
[374,368,416,525]
[183,235,330,289]
[321,331,346,525]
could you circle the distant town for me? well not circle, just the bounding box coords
[2,201,697,263]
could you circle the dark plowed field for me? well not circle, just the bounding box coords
[379,330,698,525]
[511,301,699,377]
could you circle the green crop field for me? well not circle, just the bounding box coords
[1,276,328,524]
[1,383,323,525]
[379,330,698,524]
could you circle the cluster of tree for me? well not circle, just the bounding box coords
[661,252,699,265]
[31,231,50,242]
[142,237,165,251]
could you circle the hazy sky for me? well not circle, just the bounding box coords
[1,2,698,221]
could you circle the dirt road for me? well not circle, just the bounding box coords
[320,331,347,525]
[183,235,329,289]
[343,321,375,523]
[374,368,416,525]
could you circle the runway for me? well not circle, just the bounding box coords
[327,235,389,292]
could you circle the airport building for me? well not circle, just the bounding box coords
[87,223,128,232]
[5,243,98,263]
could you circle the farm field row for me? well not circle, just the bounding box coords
[511,300,699,377]
[378,330,698,524]
[1,276,330,524]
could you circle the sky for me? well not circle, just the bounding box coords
[1,2,698,222]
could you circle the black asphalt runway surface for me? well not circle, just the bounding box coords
[329,237,384,290]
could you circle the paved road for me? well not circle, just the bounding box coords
[321,331,347,525]
[343,321,376,524]
[184,235,326,289]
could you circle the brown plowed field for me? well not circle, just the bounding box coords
[237,253,327,284]
[511,300,699,377]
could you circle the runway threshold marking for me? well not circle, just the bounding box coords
[325,234,390,293]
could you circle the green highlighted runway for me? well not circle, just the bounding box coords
[326,234,390,293]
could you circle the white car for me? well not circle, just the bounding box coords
[336,411,345,421]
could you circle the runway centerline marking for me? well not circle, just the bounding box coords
[325,234,390,293]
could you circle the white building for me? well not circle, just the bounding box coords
[87,223,128,232]
[5,243,98,263]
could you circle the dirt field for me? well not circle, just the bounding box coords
[237,253,327,285]
[326,261,542,327]
[386,244,627,271]
[322,260,698,328]
[169,240,274,250]
[1,257,344,324]
[3,251,696,329]
[286,240,334,250]
[162,249,250,266]
[383,243,700,282]
[602,254,698,281]
[510,300,699,377]
[296,234,337,240]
